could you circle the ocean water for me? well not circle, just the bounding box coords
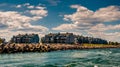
[0,48,120,67]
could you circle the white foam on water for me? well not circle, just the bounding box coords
[71,52,89,58]
[94,65,98,67]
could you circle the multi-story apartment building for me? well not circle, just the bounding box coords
[41,32,76,44]
[11,34,39,43]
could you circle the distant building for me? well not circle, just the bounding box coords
[77,36,108,44]
[11,34,39,43]
[41,32,76,44]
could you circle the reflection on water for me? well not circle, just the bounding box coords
[0,48,120,67]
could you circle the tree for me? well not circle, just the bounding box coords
[77,36,108,44]
[115,42,119,45]
[0,38,5,44]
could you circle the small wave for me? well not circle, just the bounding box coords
[0,49,120,67]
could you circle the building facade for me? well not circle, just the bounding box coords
[41,33,76,44]
[11,34,39,43]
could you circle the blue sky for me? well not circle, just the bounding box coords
[0,0,120,42]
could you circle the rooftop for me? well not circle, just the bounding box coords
[13,33,38,37]
[47,32,73,36]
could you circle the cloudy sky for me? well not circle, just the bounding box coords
[0,0,120,42]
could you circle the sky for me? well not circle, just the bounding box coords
[0,0,120,42]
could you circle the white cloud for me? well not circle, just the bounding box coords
[15,3,45,10]
[70,5,81,8]
[0,30,46,41]
[29,9,47,16]
[36,6,45,10]
[15,3,47,20]
[23,3,30,6]
[54,5,120,31]
[0,4,48,41]
[28,9,48,21]
[94,6,120,22]
[0,11,48,31]
[90,24,120,32]
[0,11,31,29]
[15,23,48,32]
[16,5,22,8]
[88,31,120,42]
[53,5,120,42]
[15,3,30,8]
[27,5,34,9]
[52,24,77,31]
[88,24,120,42]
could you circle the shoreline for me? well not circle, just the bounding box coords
[0,43,120,54]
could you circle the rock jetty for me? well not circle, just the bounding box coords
[0,43,120,53]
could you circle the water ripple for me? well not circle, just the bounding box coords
[0,48,120,67]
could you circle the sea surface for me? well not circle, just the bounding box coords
[0,48,120,67]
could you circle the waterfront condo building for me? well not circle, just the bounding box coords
[11,34,39,43]
[41,32,76,44]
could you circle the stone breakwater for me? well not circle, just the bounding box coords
[0,43,120,53]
